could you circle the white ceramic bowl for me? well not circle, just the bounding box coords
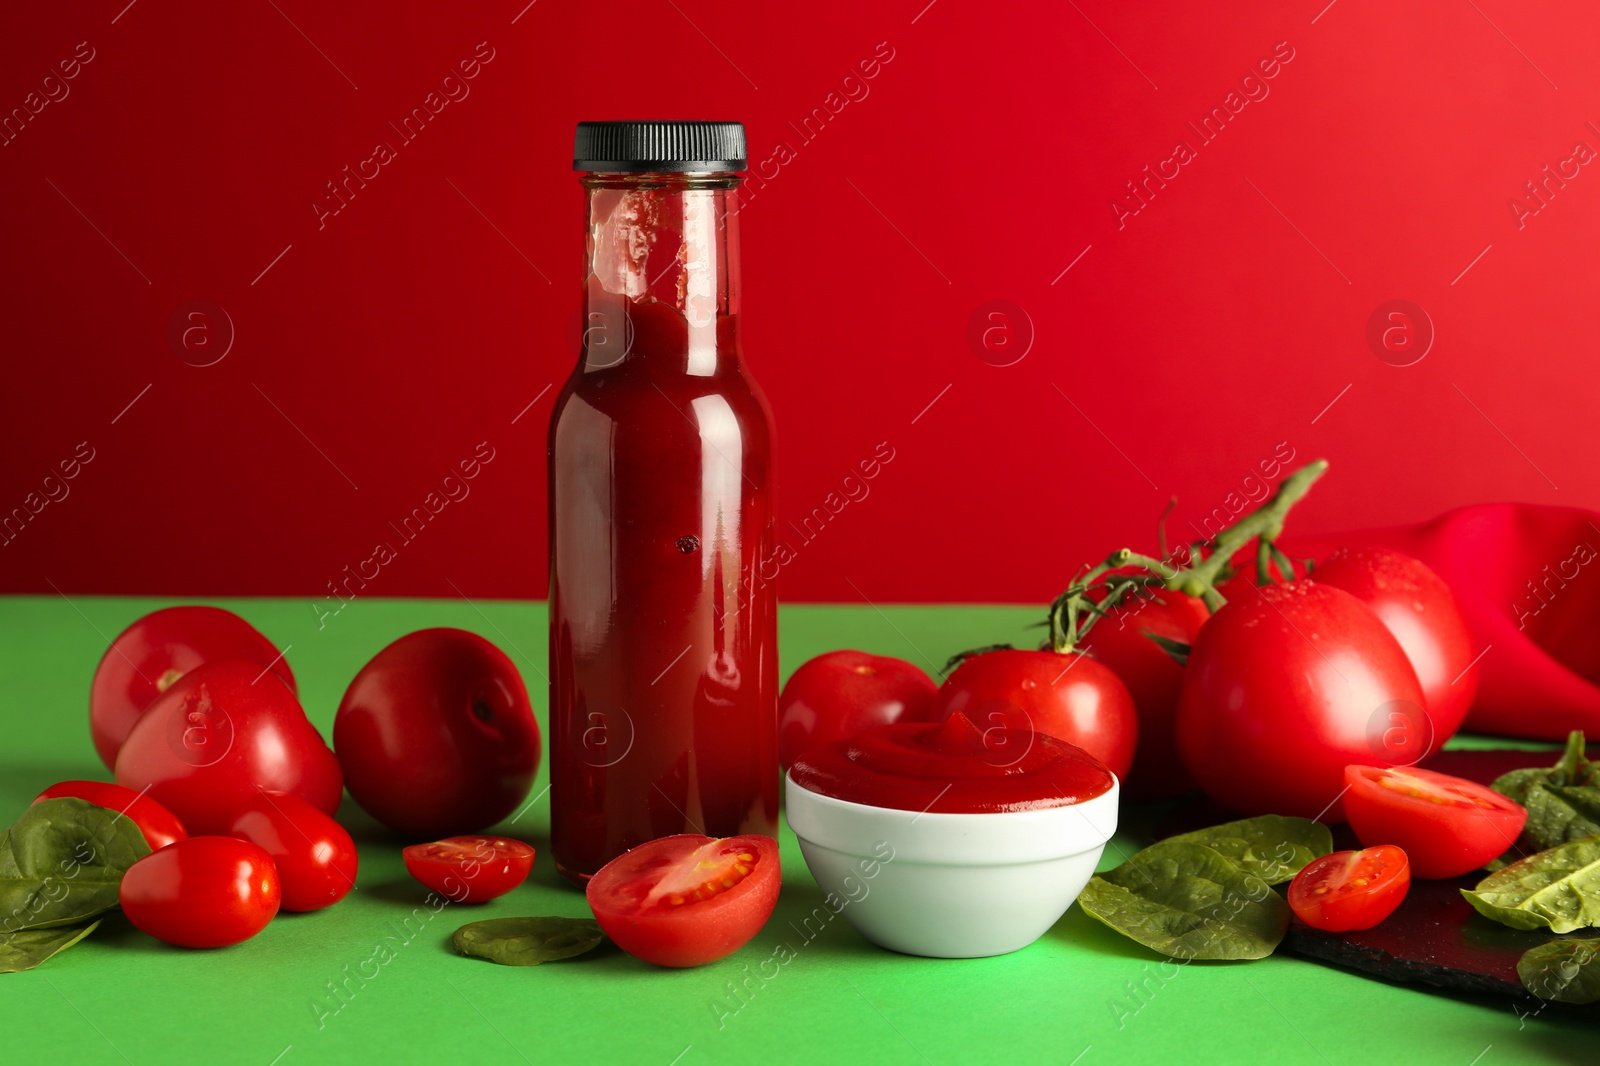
[785,772,1119,959]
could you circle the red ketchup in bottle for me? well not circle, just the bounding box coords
[549,122,778,885]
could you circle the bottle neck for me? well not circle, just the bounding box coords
[580,172,742,377]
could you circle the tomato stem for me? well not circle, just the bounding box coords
[1043,460,1330,654]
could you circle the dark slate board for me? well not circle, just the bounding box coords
[1144,746,1600,1015]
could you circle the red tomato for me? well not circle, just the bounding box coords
[931,649,1137,780]
[586,834,780,968]
[228,792,358,912]
[1312,548,1479,748]
[778,650,938,770]
[32,780,188,851]
[119,836,282,948]
[1078,591,1210,798]
[114,661,343,835]
[335,629,540,838]
[402,835,534,903]
[1288,845,1411,932]
[1342,764,1526,878]
[90,606,295,771]
[1175,581,1426,820]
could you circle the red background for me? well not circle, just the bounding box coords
[1,1,1594,604]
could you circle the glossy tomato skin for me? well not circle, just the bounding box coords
[33,780,188,851]
[778,650,938,771]
[932,649,1137,780]
[587,834,780,968]
[114,661,343,835]
[335,629,540,838]
[1288,846,1410,932]
[90,606,295,771]
[402,836,534,903]
[1342,765,1526,878]
[119,836,282,948]
[1175,581,1426,821]
[1078,591,1210,798]
[228,792,358,912]
[1312,548,1479,746]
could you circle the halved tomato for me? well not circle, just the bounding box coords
[1342,765,1527,878]
[1288,846,1411,932]
[402,836,534,903]
[586,834,780,968]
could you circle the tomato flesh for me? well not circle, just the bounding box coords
[587,834,780,968]
[1342,764,1527,878]
[33,780,188,851]
[402,835,534,903]
[119,836,282,948]
[228,792,359,912]
[1288,845,1410,932]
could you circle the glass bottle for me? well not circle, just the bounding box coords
[548,121,778,884]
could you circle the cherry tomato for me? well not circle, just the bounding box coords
[32,780,187,851]
[402,835,534,903]
[114,661,343,835]
[1312,548,1479,747]
[932,649,1137,780]
[335,629,540,838]
[1288,845,1410,932]
[227,792,358,912]
[778,650,938,771]
[119,836,282,948]
[1342,764,1526,878]
[90,606,295,771]
[586,834,780,968]
[1078,590,1210,798]
[1175,580,1426,820]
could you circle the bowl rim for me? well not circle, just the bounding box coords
[784,770,1119,866]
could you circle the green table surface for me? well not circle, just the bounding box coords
[0,596,1590,1065]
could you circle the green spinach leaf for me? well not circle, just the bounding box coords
[1518,937,1600,1004]
[1524,784,1600,850]
[452,916,606,966]
[1493,731,1597,804]
[1078,841,1290,960]
[1462,835,1600,933]
[0,797,151,933]
[0,919,101,974]
[1161,815,1333,885]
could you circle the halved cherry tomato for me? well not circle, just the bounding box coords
[119,836,282,948]
[32,780,187,851]
[228,792,358,912]
[402,835,534,903]
[586,834,780,968]
[1342,764,1527,878]
[1288,845,1410,931]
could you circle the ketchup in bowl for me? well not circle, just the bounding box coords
[789,711,1114,814]
[786,712,1120,959]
